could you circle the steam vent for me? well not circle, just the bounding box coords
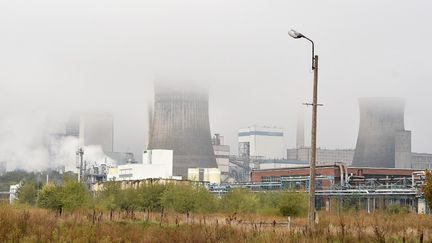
[147,82,217,177]
[353,97,410,168]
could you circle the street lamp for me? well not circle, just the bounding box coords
[288,29,319,227]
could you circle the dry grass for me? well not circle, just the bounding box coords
[0,203,431,243]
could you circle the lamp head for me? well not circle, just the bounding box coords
[288,29,304,39]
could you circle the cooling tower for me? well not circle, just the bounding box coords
[352,97,406,168]
[147,82,217,177]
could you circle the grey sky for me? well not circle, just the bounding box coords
[1,0,431,168]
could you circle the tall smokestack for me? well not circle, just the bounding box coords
[296,113,305,149]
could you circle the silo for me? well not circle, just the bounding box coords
[352,97,406,168]
[148,82,217,177]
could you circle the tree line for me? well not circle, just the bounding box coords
[16,170,432,216]
[16,178,308,218]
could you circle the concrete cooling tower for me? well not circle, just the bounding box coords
[353,97,411,168]
[147,82,217,177]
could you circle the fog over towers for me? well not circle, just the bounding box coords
[147,81,217,177]
[353,97,411,168]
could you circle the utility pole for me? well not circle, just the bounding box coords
[288,29,320,227]
[309,55,318,226]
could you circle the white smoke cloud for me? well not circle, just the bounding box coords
[0,112,115,172]
[0,112,50,171]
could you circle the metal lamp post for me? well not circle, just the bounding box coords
[288,29,319,227]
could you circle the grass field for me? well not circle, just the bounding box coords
[1,203,431,243]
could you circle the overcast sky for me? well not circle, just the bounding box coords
[1,0,431,167]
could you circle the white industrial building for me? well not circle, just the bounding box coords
[107,149,174,181]
[238,126,284,159]
[9,183,20,204]
[187,168,221,184]
[212,134,230,182]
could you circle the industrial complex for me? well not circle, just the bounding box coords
[3,91,432,214]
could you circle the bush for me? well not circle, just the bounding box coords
[256,191,308,217]
[136,184,166,212]
[277,192,307,217]
[194,186,217,213]
[17,180,38,205]
[161,184,197,214]
[386,204,410,214]
[36,179,91,213]
[60,178,91,211]
[97,181,122,212]
[36,183,62,211]
[220,189,259,214]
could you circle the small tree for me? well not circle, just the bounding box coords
[137,184,166,212]
[60,178,91,211]
[277,191,308,217]
[221,189,259,214]
[97,181,122,220]
[118,188,139,218]
[424,170,432,210]
[17,180,38,205]
[194,185,217,213]
[37,182,62,213]
[161,184,196,214]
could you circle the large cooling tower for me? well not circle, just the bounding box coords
[352,97,406,168]
[147,82,217,177]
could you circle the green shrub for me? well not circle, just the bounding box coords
[386,204,410,214]
[36,183,62,211]
[136,184,166,212]
[59,178,91,211]
[97,181,122,212]
[193,186,217,213]
[277,191,307,217]
[220,189,259,214]
[17,180,38,205]
[161,184,197,214]
[36,179,91,212]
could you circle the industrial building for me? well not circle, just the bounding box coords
[212,134,230,182]
[411,153,432,169]
[287,147,355,166]
[107,149,174,181]
[247,164,428,213]
[188,168,221,184]
[259,159,308,169]
[147,82,217,177]
[238,126,284,160]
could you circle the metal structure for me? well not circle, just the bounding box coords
[288,29,320,226]
[353,98,408,168]
[147,82,217,177]
[208,171,427,213]
[76,147,84,183]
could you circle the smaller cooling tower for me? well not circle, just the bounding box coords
[353,97,408,168]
